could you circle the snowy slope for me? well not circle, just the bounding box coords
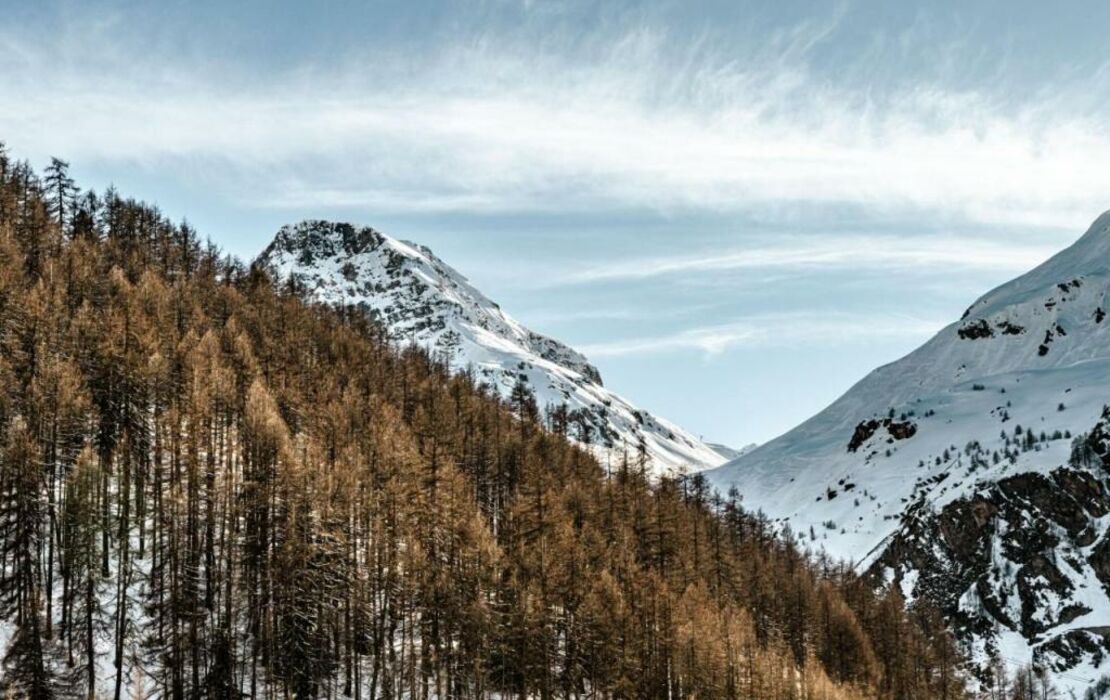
[706,211,1110,690]
[707,442,758,461]
[258,220,727,475]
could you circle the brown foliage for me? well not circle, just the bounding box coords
[0,148,969,699]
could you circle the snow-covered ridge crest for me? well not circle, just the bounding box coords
[258,220,728,474]
[705,209,1110,690]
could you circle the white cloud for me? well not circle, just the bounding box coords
[564,234,1060,285]
[2,15,1110,230]
[578,312,944,357]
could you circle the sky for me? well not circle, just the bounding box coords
[2,0,1109,448]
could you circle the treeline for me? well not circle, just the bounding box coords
[0,146,968,699]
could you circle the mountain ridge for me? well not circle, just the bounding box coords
[258,219,728,474]
[706,210,1110,690]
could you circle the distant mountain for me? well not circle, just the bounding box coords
[257,220,726,475]
[707,442,758,462]
[706,211,1110,690]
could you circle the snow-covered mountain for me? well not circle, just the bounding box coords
[258,220,727,475]
[706,211,1110,691]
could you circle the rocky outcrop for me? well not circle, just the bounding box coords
[872,457,1110,680]
[958,319,995,340]
[1036,629,1110,675]
[956,318,1026,340]
[847,418,917,452]
[1083,406,1110,472]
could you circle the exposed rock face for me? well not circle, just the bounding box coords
[872,458,1110,680]
[957,319,995,340]
[258,220,727,475]
[956,318,1027,340]
[1084,406,1110,472]
[861,409,1110,684]
[847,418,917,452]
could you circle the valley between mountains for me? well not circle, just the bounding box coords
[258,213,1110,693]
[2,147,1108,698]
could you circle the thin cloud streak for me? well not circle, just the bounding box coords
[564,236,1059,285]
[579,312,945,358]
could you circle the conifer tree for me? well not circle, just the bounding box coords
[61,448,104,700]
[0,417,55,700]
[43,158,76,235]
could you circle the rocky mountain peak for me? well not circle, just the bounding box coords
[265,219,389,264]
[257,220,728,475]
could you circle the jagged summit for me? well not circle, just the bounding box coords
[261,220,603,383]
[265,219,389,260]
[705,211,1110,689]
[258,220,727,474]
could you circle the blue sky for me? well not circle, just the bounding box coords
[2,0,1108,447]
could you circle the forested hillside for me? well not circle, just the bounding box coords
[0,145,966,699]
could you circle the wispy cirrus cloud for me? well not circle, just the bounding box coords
[2,10,1110,230]
[564,235,1059,285]
[578,312,944,358]
[7,0,1109,447]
